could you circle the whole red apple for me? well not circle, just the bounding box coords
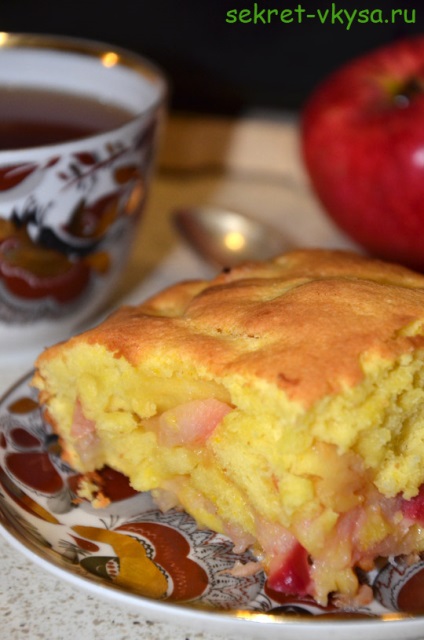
[302,36,424,271]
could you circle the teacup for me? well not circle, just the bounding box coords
[0,33,167,357]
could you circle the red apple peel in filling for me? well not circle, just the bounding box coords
[267,541,312,596]
[402,485,424,523]
[256,519,313,596]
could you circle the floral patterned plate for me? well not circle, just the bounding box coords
[1,374,424,640]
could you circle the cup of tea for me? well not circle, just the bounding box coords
[0,32,167,357]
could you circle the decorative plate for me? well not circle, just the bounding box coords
[1,374,424,640]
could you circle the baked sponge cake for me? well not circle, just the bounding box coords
[33,249,424,606]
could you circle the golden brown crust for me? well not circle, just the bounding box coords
[36,249,424,406]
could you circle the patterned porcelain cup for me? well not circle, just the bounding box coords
[0,33,167,357]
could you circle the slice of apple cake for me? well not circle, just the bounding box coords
[33,249,424,605]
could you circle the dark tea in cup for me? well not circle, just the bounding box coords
[0,86,134,150]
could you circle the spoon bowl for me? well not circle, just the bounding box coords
[173,206,293,268]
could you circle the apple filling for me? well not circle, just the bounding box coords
[35,330,424,607]
[68,389,424,606]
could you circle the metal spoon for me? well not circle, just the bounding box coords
[172,205,293,268]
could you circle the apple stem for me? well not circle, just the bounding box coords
[393,76,424,107]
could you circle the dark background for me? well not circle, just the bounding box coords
[0,0,422,114]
